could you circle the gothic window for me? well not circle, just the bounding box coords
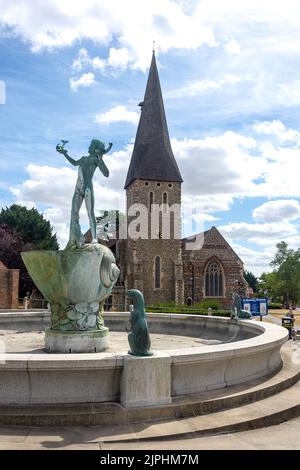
[154,256,161,288]
[205,260,224,297]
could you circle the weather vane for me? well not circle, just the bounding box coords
[152,40,155,53]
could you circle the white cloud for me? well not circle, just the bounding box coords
[229,242,275,275]
[254,120,300,144]
[222,228,300,275]
[182,194,233,214]
[171,121,300,208]
[43,207,70,248]
[255,146,300,197]
[182,210,219,237]
[107,47,130,68]
[95,105,139,125]
[218,221,298,244]
[10,162,125,248]
[1,0,300,124]
[197,1,300,30]
[3,0,300,67]
[72,48,106,71]
[172,132,262,202]
[10,164,77,208]
[191,213,218,224]
[71,47,131,79]
[166,74,244,99]
[224,38,240,55]
[0,80,5,104]
[2,0,300,120]
[276,80,300,107]
[0,0,216,70]
[253,200,300,223]
[254,120,285,136]
[69,72,96,92]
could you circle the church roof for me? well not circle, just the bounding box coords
[124,52,183,189]
[0,260,7,270]
[182,226,243,264]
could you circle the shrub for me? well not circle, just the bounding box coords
[268,302,283,310]
[147,299,221,312]
[145,304,230,317]
[197,299,221,310]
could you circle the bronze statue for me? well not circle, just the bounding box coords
[231,292,252,319]
[127,289,153,356]
[56,139,112,249]
[231,292,241,319]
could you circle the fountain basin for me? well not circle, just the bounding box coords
[21,245,119,353]
[0,312,288,407]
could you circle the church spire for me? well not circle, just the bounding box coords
[124,52,183,189]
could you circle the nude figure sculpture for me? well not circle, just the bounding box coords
[56,139,112,249]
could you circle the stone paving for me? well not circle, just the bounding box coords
[0,330,222,354]
[0,416,299,450]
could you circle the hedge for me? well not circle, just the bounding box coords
[145,306,231,317]
[268,303,283,310]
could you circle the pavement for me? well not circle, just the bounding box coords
[0,416,299,450]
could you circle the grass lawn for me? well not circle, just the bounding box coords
[268,309,300,328]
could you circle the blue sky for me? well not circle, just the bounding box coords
[1,0,300,275]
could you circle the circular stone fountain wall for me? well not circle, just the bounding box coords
[0,311,288,408]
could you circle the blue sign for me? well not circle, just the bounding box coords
[241,298,268,316]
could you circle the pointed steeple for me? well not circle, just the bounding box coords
[124,52,183,189]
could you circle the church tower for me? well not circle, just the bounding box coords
[124,52,184,306]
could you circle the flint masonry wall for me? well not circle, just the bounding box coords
[125,180,184,306]
[182,227,247,308]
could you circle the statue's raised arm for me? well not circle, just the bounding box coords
[104,143,113,154]
[56,140,80,166]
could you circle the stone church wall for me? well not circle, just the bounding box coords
[182,228,247,308]
[125,180,184,307]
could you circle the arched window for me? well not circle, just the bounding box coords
[186,297,193,306]
[205,260,224,297]
[149,191,154,212]
[162,192,168,214]
[154,256,161,288]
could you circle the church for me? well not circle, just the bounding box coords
[89,52,248,309]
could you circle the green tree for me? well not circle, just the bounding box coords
[0,224,29,269]
[244,270,258,292]
[257,271,282,302]
[270,241,293,269]
[0,204,58,249]
[0,204,59,297]
[269,241,300,305]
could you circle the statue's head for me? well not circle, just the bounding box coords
[127,289,143,302]
[88,139,105,155]
[89,139,109,177]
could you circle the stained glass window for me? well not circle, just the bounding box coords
[205,260,224,297]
